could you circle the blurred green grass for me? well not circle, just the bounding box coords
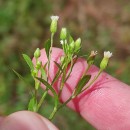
[0,0,130,129]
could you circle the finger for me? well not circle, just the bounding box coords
[0,111,58,130]
[0,117,4,125]
[36,47,130,129]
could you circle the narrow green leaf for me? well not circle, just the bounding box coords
[12,69,26,82]
[22,54,34,71]
[54,61,63,72]
[74,75,91,96]
[28,97,37,111]
[68,34,74,44]
[12,69,33,92]
[43,62,47,69]
[36,77,58,107]
[51,70,62,85]
[45,39,51,59]
[65,56,78,82]
[41,68,47,80]
[40,62,47,80]
[51,61,64,85]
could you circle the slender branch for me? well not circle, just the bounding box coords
[49,107,57,120]
[37,91,48,111]
[65,56,78,82]
[83,64,91,76]
[47,33,54,82]
[58,96,73,111]
[81,69,102,93]
[58,66,66,98]
[49,96,73,120]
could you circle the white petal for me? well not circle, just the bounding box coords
[51,16,59,21]
[104,51,112,58]
[60,40,64,45]
[90,51,98,57]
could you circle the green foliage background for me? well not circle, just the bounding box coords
[0,0,130,129]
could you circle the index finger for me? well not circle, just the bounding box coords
[37,47,130,130]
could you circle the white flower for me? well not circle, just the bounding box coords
[90,51,98,57]
[60,40,64,45]
[104,51,112,58]
[51,16,59,21]
[60,40,67,45]
[50,16,59,33]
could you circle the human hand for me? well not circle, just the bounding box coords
[0,47,130,130]
[0,111,58,130]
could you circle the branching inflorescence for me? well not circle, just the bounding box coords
[14,15,112,120]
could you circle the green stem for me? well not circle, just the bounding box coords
[56,69,103,111]
[58,96,73,111]
[65,58,74,82]
[37,90,48,111]
[49,96,73,120]
[65,56,78,82]
[58,66,66,98]
[47,33,54,82]
[81,69,102,93]
[34,71,39,105]
[49,107,57,120]
[84,64,91,76]
[51,69,62,86]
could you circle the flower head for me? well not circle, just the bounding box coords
[87,51,97,65]
[90,51,98,57]
[50,16,59,33]
[104,51,112,58]
[60,40,64,45]
[100,51,112,70]
[60,40,67,45]
[51,16,59,21]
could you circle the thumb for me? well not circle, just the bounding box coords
[0,111,58,130]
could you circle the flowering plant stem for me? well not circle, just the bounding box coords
[49,69,103,120]
[37,91,48,112]
[47,33,54,82]
[58,66,66,98]
[81,69,102,92]
[36,33,55,112]
[18,15,112,121]
[49,96,73,120]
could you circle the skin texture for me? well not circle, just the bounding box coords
[37,48,130,130]
[0,47,130,130]
[0,111,58,130]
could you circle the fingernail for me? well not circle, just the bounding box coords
[39,117,59,130]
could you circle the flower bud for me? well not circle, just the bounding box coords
[36,61,42,70]
[60,56,65,63]
[100,51,112,70]
[87,51,97,65]
[34,48,41,59]
[50,16,59,33]
[31,69,38,77]
[75,38,81,51]
[60,28,67,40]
[69,41,75,52]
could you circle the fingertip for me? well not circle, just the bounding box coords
[0,111,58,130]
[40,117,59,130]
